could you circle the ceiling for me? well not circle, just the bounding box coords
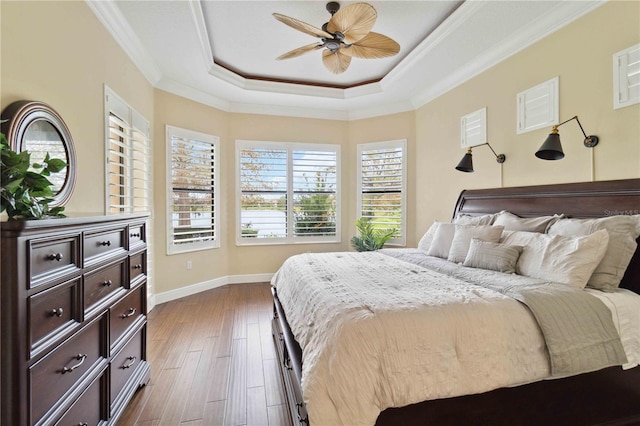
[88,0,604,120]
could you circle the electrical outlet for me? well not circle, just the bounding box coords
[186,260,192,270]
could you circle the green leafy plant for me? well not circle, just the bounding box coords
[350,217,397,252]
[1,130,67,220]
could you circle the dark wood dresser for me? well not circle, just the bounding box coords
[1,214,150,425]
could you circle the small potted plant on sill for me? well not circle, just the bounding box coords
[1,129,67,220]
[350,217,397,252]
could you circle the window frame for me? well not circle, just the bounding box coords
[166,125,220,255]
[356,139,407,247]
[235,140,341,246]
[103,85,154,303]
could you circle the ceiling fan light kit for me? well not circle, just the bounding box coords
[273,2,400,74]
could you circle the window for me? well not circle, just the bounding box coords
[105,87,152,214]
[461,107,487,148]
[516,77,559,134]
[614,43,640,110]
[166,126,219,254]
[104,86,154,301]
[237,141,339,245]
[357,140,406,246]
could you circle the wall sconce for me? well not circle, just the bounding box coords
[455,143,506,173]
[535,115,599,160]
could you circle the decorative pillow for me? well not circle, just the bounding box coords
[548,215,640,291]
[493,210,564,233]
[417,222,439,252]
[447,225,504,263]
[463,239,523,273]
[501,229,610,288]
[426,223,457,259]
[453,213,496,226]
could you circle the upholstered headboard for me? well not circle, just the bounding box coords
[452,179,640,294]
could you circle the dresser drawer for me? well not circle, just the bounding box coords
[29,278,81,356]
[110,328,144,405]
[84,226,126,266]
[30,316,105,424]
[29,234,81,288]
[55,372,105,426]
[129,223,146,249]
[84,260,126,313]
[110,286,144,349]
[129,251,146,284]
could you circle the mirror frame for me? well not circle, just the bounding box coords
[1,100,77,208]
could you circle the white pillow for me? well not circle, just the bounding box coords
[463,239,523,274]
[548,215,640,291]
[447,225,504,263]
[493,210,564,233]
[418,222,439,252]
[501,229,610,288]
[453,213,496,226]
[426,223,456,259]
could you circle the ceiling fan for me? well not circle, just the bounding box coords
[273,2,400,74]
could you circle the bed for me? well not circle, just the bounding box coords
[271,178,640,426]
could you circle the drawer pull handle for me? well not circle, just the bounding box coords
[121,307,137,318]
[50,307,64,317]
[131,232,141,238]
[61,354,87,374]
[99,240,112,247]
[102,279,113,287]
[133,264,142,270]
[47,253,64,261]
[122,356,137,369]
[78,423,88,426]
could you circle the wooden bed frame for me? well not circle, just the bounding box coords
[271,178,640,426]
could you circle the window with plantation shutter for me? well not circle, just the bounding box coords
[104,86,154,304]
[237,141,339,245]
[167,126,219,254]
[357,140,406,246]
[614,43,640,109]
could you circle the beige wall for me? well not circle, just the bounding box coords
[2,1,638,298]
[1,1,154,215]
[415,0,640,236]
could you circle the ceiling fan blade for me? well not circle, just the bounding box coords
[276,43,323,60]
[322,49,351,74]
[273,13,333,39]
[340,32,400,59]
[327,2,377,44]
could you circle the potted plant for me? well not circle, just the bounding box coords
[1,129,67,220]
[350,217,397,252]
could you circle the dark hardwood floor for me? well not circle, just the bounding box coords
[118,283,291,426]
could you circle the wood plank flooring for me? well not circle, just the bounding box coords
[118,283,291,426]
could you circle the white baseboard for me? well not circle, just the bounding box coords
[152,273,274,307]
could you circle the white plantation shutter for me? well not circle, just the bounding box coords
[104,86,154,305]
[517,77,559,134]
[293,149,337,236]
[239,146,288,239]
[167,126,219,254]
[614,43,640,109]
[237,141,339,244]
[357,140,406,246]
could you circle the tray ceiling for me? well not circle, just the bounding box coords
[90,0,604,120]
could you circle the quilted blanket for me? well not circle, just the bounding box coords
[271,250,626,426]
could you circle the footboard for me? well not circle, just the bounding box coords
[271,287,309,425]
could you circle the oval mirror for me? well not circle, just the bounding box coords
[1,101,77,207]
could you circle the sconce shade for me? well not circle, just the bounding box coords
[455,151,474,172]
[535,132,565,160]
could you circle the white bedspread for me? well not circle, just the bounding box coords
[272,251,554,426]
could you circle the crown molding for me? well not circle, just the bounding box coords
[85,0,162,85]
[410,0,606,109]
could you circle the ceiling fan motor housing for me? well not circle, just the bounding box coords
[326,2,340,15]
